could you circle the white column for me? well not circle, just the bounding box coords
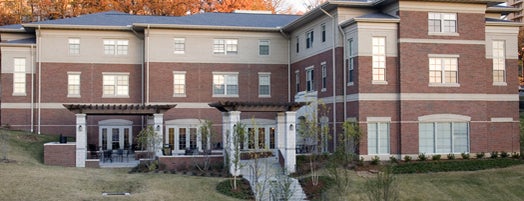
[226,111,241,176]
[285,111,297,174]
[75,114,87,168]
[276,113,286,160]
[153,113,164,157]
[221,112,230,166]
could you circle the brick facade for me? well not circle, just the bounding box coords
[43,142,76,167]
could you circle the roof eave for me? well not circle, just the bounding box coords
[0,43,36,47]
[486,21,524,26]
[22,24,132,31]
[340,18,400,28]
[133,23,281,32]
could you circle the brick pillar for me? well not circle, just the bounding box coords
[154,113,164,157]
[75,114,87,167]
[285,111,297,174]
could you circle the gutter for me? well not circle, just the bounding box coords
[37,25,41,135]
[30,44,34,133]
[133,23,284,32]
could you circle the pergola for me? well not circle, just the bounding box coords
[63,104,176,167]
[209,101,304,175]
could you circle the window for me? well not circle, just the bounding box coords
[68,38,80,55]
[67,72,81,97]
[321,24,326,42]
[321,62,327,91]
[13,58,26,95]
[295,71,300,93]
[419,122,469,154]
[213,73,238,96]
[258,73,270,97]
[213,39,238,55]
[368,122,390,155]
[296,36,300,53]
[243,126,275,150]
[306,30,314,49]
[372,37,386,83]
[103,73,129,97]
[492,40,506,84]
[259,40,270,55]
[429,57,458,85]
[306,67,314,92]
[173,72,186,97]
[428,13,457,33]
[104,40,128,55]
[174,38,185,54]
[348,38,355,85]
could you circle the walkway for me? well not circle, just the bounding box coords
[240,157,307,201]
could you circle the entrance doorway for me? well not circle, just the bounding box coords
[99,119,133,150]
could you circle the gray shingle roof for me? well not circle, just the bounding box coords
[24,11,300,29]
[356,12,399,19]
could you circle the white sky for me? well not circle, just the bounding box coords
[286,0,308,13]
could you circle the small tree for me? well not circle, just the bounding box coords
[364,165,399,201]
[229,122,246,190]
[194,120,213,172]
[136,125,161,170]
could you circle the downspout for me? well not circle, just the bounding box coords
[146,25,150,104]
[129,25,146,127]
[37,25,41,135]
[30,44,34,133]
[320,8,337,151]
[279,28,291,102]
[338,25,347,122]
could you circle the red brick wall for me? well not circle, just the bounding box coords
[44,142,76,167]
[399,11,485,40]
[158,155,224,170]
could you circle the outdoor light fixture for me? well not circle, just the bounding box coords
[78,125,83,132]
[156,125,160,131]
[289,124,294,131]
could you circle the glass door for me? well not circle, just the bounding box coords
[99,126,132,150]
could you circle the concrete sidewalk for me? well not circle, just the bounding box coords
[240,157,307,201]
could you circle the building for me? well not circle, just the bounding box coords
[0,0,521,169]
[507,0,524,22]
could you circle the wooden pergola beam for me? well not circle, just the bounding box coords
[63,104,177,115]
[208,101,304,112]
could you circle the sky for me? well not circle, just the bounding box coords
[286,0,308,13]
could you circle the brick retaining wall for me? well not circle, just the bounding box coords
[159,155,224,170]
[44,142,76,167]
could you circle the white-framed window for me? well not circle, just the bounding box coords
[321,24,326,42]
[372,37,386,83]
[213,39,238,55]
[368,122,390,155]
[173,71,186,97]
[429,56,458,85]
[428,13,457,34]
[213,72,238,97]
[259,40,270,56]
[103,39,128,55]
[102,73,129,97]
[419,122,469,154]
[295,70,300,93]
[492,40,506,84]
[306,67,314,92]
[13,58,26,95]
[321,62,327,91]
[258,73,270,97]
[306,30,314,49]
[68,38,80,55]
[67,72,81,97]
[174,38,185,54]
[348,38,355,85]
[296,36,300,53]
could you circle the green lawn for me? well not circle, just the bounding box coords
[1,130,524,201]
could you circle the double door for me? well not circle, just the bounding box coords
[100,126,132,150]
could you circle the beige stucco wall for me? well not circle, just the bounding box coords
[399,1,486,13]
[355,22,398,57]
[485,26,520,59]
[1,46,36,73]
[147,29,288,64]
[38,29,143,64]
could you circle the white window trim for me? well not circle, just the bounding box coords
[258,40,270,56]
[306,30,314,49]
[258,72,271,98]
[103,39,129,56]
[321,23,326,43]
[102,72,130,98]
[68,38,80,55]
[347,38,355,86]
[13,58,26,96]
[492,40,506,86]
[419,122,470,154]
[367,121,390,155]
[174,38,186,54]
[212,72,239,97]
[213,39,238,55]
[67,72,81,98]
[428,54,460,87]
[173,71,187,97]
[428,12,459,36]
[321,62,327,92]
[372,36,387,85]
[305,66,315,92]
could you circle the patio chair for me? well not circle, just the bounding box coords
[88,144,98,159]
[114,149,124,162]
[103,150,112,163]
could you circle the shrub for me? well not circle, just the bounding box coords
[389,156,399,164]
[418,153,427,161]
[500,151,509,158]
[371,156,380,165]
[392,158,524,174]
[476,152,485,159]
[447,153,456,160]
[431,154,441,161]
[403,155,412,163]
[461,153,470,160]
[490,151,499,159]
[511,152,521,159]
[357,157,364,166]
[364,165,399,201]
